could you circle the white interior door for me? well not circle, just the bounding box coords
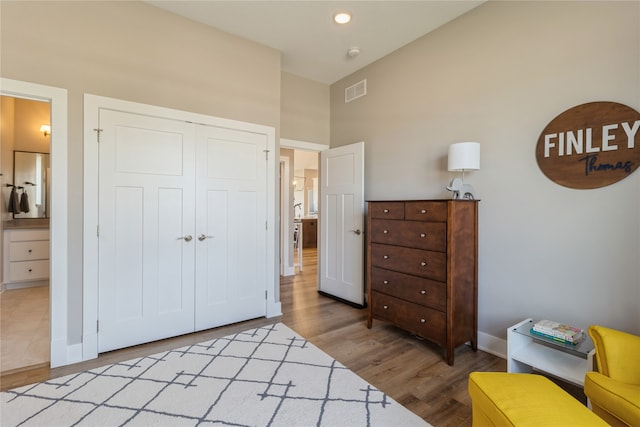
[98,110,196,353]
[194,125,268,330]
[319,142,365,306]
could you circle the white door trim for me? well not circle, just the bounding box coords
[281,138,329,152]
[280,156,294,276]
[1,78,69,367]
[83,94,278,361]
[279,139,329,279]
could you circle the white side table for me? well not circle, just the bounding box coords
[507,318,595,387]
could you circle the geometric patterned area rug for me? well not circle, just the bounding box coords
[2,323,430,426]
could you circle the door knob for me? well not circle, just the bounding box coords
[182,235,193,242]
[198,234,214,241]
[350,229,362,235]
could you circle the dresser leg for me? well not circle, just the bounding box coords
[446,348,454,366]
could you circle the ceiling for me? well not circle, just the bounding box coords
[146,1,485,84]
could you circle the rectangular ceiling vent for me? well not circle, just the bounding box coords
[345,79,367,103]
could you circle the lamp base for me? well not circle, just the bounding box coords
[447,178,476,200]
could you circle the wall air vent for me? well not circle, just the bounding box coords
[345,79,367,103]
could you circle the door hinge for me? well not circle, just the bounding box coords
[96,320,99,333]
[265,221,268,230]
[93,128,103,143]
[97,225,100,237]
[265,290,268,300]
[264,149,270,160]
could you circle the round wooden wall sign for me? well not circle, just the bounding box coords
[536,101,640,189]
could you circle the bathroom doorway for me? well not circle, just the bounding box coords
[279,139,327,278]
[0,95,51,373]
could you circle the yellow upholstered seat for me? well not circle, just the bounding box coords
[584,325,640,427]
[468,372,607,426]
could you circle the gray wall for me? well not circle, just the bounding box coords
[281,72,330,144]
[1,0,282,344]
[2,0,637,350]
[331,1,640,337]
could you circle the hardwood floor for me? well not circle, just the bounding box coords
[0,248,506,426]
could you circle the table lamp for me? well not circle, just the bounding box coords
[447,142,480,199]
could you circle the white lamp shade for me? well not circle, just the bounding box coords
[448,142,480,171]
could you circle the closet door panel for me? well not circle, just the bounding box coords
[98,110,196,353]
[157,187,187,314]
[195,125,267,330]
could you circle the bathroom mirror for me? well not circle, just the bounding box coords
[12,150,50,218]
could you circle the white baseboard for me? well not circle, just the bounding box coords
[50,338,84,368]
[267,301,282,318]
[66,343,83,365]
[282,266,295,277]
[477,331,507,359]
[2,280,48,292]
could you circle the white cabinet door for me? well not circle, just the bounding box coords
[98,110,196,353]
[318,142,365,306]
[194,125,268,330]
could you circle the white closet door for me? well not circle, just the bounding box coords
[194,125,268,330]
[98,110,196,352]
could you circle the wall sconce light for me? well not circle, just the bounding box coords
[447,142,480,199]
[40,125,51,137]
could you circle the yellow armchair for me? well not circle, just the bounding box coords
[584,325,640,427]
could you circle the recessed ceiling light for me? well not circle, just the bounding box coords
[334,12,351,24]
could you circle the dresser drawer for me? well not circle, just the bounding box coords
[8,260,50,282]
[405,201,447,222]
[8,229,50,242]
[370,267,446,312]
[9,241,50,261]
[370,219,446,251]
[371,292,446,345]
[369,202,404,220]
[371,243,447,282]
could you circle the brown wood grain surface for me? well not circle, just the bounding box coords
[536,102,640,189]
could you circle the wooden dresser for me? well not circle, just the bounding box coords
[301,218,318,248]
[366,199,478,365]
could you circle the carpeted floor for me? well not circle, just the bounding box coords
[2,323,430,426]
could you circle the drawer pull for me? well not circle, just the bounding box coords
[383,230,388,234]
[420,290,426,295]
[28,268,32,273]
[420,261,427,267]
[420,233,426,238]
[383,209,389,213]
[420,319,426,323]
[420,209,427,214]
[28,249,33,253]
[383,255,389,259]
[383,305,389,310]
[383,280,389,285]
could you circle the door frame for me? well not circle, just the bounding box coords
[0,78,69,367]
[279,139,328,278]
[280,155,293,276]
[83,94,278,361]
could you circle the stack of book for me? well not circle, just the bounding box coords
[531,319,585,345]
